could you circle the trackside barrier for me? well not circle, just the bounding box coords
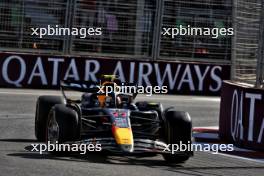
[219,81,264,151]
[0,52,230,95]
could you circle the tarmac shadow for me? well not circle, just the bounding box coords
[6,144,184,168]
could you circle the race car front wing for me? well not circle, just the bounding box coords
[71,138,173,154]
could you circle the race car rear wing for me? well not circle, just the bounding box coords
[60,80,99,93]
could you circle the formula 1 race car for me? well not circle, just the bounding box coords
[35,75,193,163]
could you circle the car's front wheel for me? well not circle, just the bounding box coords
[35,96,64,142]
[46,104,80,154]
[162,109,193,163]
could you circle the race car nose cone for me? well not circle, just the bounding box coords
[119,144,134,153]
[112,126,134,152]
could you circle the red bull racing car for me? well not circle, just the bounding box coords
[34,76,193,163]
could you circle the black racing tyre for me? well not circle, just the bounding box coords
[47,104,80,143]
[35,96,64,142]
[162,110,192,163]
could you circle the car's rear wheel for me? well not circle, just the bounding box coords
[35,96,64,142]
[162,110,193,163]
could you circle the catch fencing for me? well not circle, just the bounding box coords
[232,0,264,87]
[0,0,232,63]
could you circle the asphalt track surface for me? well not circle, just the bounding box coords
[0,89,263,176]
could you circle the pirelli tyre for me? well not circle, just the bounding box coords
[162,110,193,163]
[35,96,64,142]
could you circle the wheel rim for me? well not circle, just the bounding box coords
[47,110,59,144]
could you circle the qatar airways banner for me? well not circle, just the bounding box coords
[219,81,264,151]
[0,52,230,95]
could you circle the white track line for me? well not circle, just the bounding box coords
[0,90,220,102]
[193,127,264,164]
[193,133,219,139]
[0,114,34,116]
[193,126,219,130]
[0,91,60,96]
[191,97,220,102]
[216,152,264,164]
[194,141,264,164]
